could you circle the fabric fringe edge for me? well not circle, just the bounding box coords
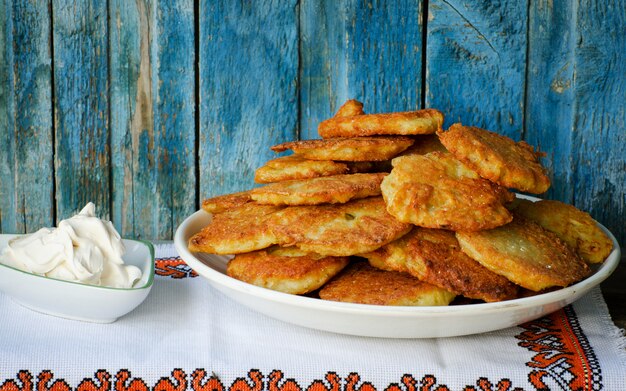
[591,287,626,366]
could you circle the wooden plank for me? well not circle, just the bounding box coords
[0,0,16,233]
[526,0,626,244]
[525,0,576,203]
[199,1,298,198]
[109,0,152,238]
[426,0,527,139]
[152,0,196,239]
[299,0,423,140]
[569,0,626,245]
[0,0,53,233]
[53,1,110,221]
[110,0,196,240]
[0,0,15,232]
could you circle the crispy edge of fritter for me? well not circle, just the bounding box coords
[318,108,444,138]
[270,137,415,162]
[268,196,412,256]
[363,228,519,302]
[438,123,551,194]
[513,199,613,264]
[226,247,349,295]
[254,155,350,183]
[250,173,386,206]
[455,217,591,292]
[318,261,456,306]
[188,203,284,254]
[335,99,365,117]
[201,190,253,214]
[381,152,514,231]
[398,134,448,156]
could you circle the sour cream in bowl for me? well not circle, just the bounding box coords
[0,203,154,323]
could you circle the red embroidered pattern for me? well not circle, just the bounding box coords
[155,257,198,279]
[516,305,602,390]
[0,370,525,391]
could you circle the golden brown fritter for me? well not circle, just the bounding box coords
[360,227,519,302]
[250,173,386,206]
[188,203,284,254]
[456,217,591,292]
[201,190,253,214]
[319,262,456,306]
[254,155,350,183]
[513,199,613,264]
[381,152,514,231]
[270,136,414,162]
[318,108,445,138]
[268,196,412,256]
[438,124,551,194]
[226,247,349,295]
[334,99,365,117]
[399,134,447,156]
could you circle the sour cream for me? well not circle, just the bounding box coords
[0,203,141,288]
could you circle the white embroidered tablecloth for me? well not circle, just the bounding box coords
[1,243,624,391]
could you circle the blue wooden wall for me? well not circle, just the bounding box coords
[1,0,624,244]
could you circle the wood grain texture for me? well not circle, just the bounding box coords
[110,0,196,239]
[53,1,110,221]
[426,0,527,139]
[109,0,153,238]
[299,0,423,140]
[0,0,54,233]
[525,0,577,202]
[569,0,625,245]
[527,0,626,244]
[152,0,196,239]
[0,0,16,233]
[199,1,298,198]
[1,0,624,243]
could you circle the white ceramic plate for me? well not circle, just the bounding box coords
[174,203,621,338]
[0,236,155,323]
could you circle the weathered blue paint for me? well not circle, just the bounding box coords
[0,0,53,233]
[198,1,298,198]
[426,0,527,139]
[526,0,626,245]
[109,0,150,238]
[525,0,577,203]
[0,0,16,232]
[1,0,624,243]
[110,0,196,240]
[152,0,196,239]
[53,1,110,221]
[569,0,625,245]
[299,0,423,140]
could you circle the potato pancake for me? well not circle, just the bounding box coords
[398,134,447,156]
[438,124,551,194]
[227,247,349,295]
[513,199,613,264]
[188,203,284,254]
[319,262,455,306]
[254,155,350,183]
[381,152,514,231]
[456,217,590,292]
[361,228,518,302]
[250,173,386,206]
[268,196,412,256]
[270,136,414,162]
[318,108,444,138]
[201,190,253,214]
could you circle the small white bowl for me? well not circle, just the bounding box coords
[0,235,155,323]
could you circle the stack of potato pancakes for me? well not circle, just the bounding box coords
[189,100,613,306]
